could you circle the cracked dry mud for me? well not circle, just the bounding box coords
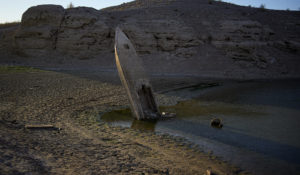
[0,70,246,175]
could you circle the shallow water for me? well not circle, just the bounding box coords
[100,80,300,175]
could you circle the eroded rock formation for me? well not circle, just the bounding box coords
[1,0,299,79]
[14,5,65,53]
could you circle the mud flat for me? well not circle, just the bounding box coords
[0,66,246,175]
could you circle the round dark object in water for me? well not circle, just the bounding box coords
[210,118,223,128]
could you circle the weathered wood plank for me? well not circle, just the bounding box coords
[25,124,56,129]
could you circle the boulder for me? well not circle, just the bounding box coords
[14,5,65,51]
[21,5,65,27]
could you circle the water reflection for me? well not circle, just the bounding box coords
[100,102,300,163]
[131,119,157,131]
[100,108,132,122]
[100,100,263,132]
[101,108,157,131]
[161,100,265,118]
[99,80,300,175]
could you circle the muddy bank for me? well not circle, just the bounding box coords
[0,67,245,175]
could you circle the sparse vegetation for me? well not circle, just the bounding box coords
[0,65,43,73]
[67,2,74,9]
[0,21,20,29]
[259,4,266,11]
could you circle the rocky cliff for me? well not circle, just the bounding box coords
[1,0,300,79]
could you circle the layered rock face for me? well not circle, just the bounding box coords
[13,5,112,58]
[1,0,300,78]
[55,8,111,59]
[13,4,202,59]
[14,5,65,54]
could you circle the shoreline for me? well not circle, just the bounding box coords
[0,68,247,174]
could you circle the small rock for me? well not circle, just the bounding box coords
[161,112,176,119]
[210,118,223,128]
